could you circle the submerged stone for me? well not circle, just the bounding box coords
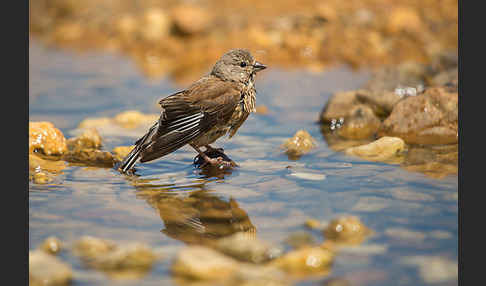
[285,231,316,249]
[171,246,239,280]
[344,136,405,163]
[63,148,115,167]
[323,216,372,245]
[66,127,103,150]
[112,145,135,162]
[214,231,282,263]
[40,236,63,255]
[282,130,316,159]
[73,236,157,279]
[270,246,334,276]
[336,104,381,140]
[29,250,73,286]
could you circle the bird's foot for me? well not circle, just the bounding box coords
[201,156,236,169]
[193,149,238,170]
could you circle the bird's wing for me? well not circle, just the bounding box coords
[139,78,241,162]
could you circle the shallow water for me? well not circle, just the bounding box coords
[29,40,458,286]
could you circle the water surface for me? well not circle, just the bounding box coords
[29,40,458,286]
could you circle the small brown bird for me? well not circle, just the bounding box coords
[118,49,266,173]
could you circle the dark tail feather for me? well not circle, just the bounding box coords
[118,122,158,174]
[118,146,142,174]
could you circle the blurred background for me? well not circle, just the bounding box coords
[30,0,457,85]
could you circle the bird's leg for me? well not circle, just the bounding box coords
[191,144,233,168]
[204,144,224,153]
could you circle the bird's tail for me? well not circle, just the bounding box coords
[118,146,142,174]
[117,122,158,174]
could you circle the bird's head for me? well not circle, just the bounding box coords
[211,49,266,83]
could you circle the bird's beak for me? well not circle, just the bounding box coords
[253,61,267,72]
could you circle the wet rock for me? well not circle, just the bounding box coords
[113,110,159,129]
[29,154,66,174]
[73,236,157,278]
[270,246,334,276]
[344,136,405,163]
[73,236,116,259]
[336,104,381,140]
[40,236,63,255]
[214,231,282,263]
[354,89,402,118]
[171,246,239,280]
[282,130,316,159]
[112,145,135,162]
[323,216,372,245]
[29,250,73,286]
[285,231,316,249]
[31,172,53,184]
[29,121,67,156]
[304,219,323,230]
[29,154,66,184]
[233,264,290,286]
[320,91,358,123]
[140,8,171,42]
[66,127,102,150]
[171,4,212,36]
[63,148,115,167]
[378,87,458,144]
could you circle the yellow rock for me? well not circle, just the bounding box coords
[40,236,63,255]
[323,216,372,245]
[73,236,156,278]
[282,130,316,158]
[29,121,67,155]
[345,136,405,163]
[73,236,117,259]
[31,172,53,184]
[29,250,73,286]
[112,146,135,162]
[270,246,334,276]
[66,127,103,150]
[63,148,115,167]
[29,154,66,174]
[171,246,239,280]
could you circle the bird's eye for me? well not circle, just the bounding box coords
[240,62,247,67]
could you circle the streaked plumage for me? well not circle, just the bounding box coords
[118,49,266,173]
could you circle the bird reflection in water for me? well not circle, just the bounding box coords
[130,165,256,245]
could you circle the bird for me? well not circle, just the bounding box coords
[118,49,267,174]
